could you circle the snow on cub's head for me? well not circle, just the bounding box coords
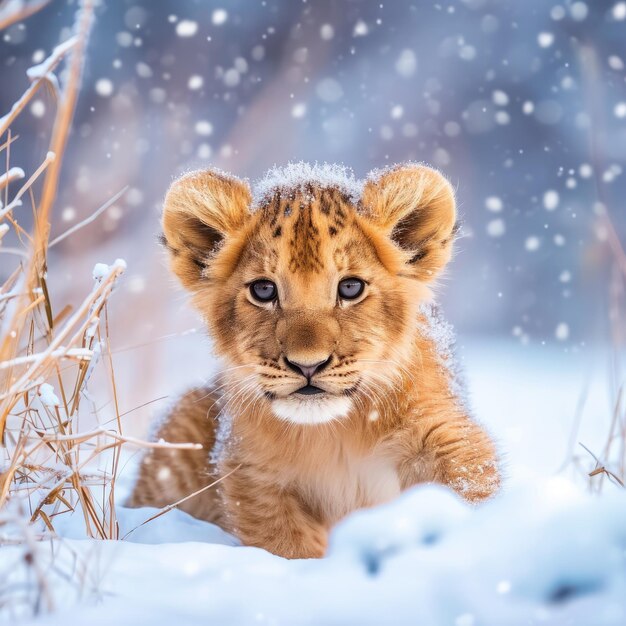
[161,162,457,425]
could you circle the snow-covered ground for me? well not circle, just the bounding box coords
[3,339,626,625]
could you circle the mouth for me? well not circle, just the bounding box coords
[295,384,326,396]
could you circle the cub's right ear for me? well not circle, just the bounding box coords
[161,168,251,290]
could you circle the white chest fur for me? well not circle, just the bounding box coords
[303,451,401,524]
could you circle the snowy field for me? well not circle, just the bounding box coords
[3,339,625,626]
[1,1,625,624]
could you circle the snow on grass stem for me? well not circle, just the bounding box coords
[0,0,214,574]
[0,151,55,221]
[0,0,54,32]
[0,37,77,137]
[0,166,25,192]
[0,262,126,414]
[0,0,194,575]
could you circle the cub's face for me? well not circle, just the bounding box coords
[161,164,457,424]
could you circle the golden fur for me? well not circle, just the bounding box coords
[129,163,500,558]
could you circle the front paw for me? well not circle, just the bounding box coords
[448,460,500,503]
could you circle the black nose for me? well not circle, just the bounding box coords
[284,356,331,380]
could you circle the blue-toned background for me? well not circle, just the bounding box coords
[2,0,624,347]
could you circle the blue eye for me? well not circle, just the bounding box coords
[338,278,365,300]
[250,280,277,302]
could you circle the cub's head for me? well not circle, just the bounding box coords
[161,163,456,424]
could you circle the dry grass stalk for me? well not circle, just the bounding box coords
[0,0,202,569]
[0,0,129,547]
[570,44,626,491]
[122,464,241,540]
[0,0,53,32]
[0,36,77,138]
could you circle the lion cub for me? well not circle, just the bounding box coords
[129,162,500,558]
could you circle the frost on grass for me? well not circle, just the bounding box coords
[0,35,77,132]
[37,382,60,407]
[25,36,78,85]
[0,166,25,189]
[92,258,127,280]
[252,161,363,207]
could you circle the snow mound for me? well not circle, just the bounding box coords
[329,484,470,574]
[9,479,626,625]
[252,161,362,207]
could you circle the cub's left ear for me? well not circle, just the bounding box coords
[361,164,457,281]
[161,168,251,290]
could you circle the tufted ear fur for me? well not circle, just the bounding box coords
[361,164,457,282]
[161,168,252,290]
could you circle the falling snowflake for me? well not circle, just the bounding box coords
[613,2,626,20]
[390,105,404,119]
[194,120,213,136]
[492,90,509,106]
[570,2,588,21]
[555,323,569,341]
[395,49,417,77]
[223,68,240,87]
[212,9,228,25]
[485,196,503,212]
[176,20,198,37]
[525,236,540,251]
[95,78,114,97]
[30,99,45,117]
[487,219,506,237]
[353,20,369,37]
[537,32,554,48]
[291,103,306,119]
[543,190,559,211]
[188,75,203,90]
[316,78,343,102]
[320,24,334,40]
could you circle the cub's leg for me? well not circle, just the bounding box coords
[219,460,328,559]
[128,387,223,525]
[400,411,500,502]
